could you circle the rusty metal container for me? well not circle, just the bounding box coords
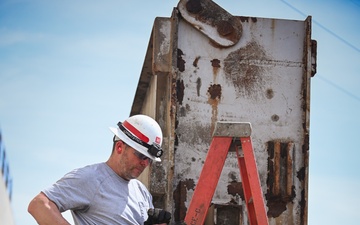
[130,1,317,224]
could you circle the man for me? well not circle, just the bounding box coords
[28,114,171,225]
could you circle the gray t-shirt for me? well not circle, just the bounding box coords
[43,162,153,225]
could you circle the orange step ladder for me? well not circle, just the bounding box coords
[184,122,269,225]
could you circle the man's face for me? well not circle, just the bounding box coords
[119,143,151,180]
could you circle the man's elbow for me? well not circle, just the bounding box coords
[28,192,47,216]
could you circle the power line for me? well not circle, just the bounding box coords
[317,75,360,102]
[280,0,360,53]
[280,0,360,103]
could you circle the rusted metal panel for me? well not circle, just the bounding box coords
[131,3,316,225]
[130,14,178,212]
[174,14,315,224]
[153,17,172,75]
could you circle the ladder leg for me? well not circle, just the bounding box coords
[184,137,232,225]
[237,152,258,225]
[238,136,269,225]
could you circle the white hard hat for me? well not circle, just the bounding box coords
[109,114,163,162]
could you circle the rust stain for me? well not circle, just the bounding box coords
[239,16,257,23]
[177,49,186,72]
[179,104,191,117]
[171,74,178,119]
[266,88,274,99]
[217,20,234,36]
[207,84,221,135]
[271,19,276,31]
[271,114,279,122]
[224,41,268,99]
[175,133,179,148]
[302,133,310,154]
[266,141,296,218]
[300,189,306,225]
[273,142,281,196]
[185,103,191,112]
[193,56,201,67]
[186,0,202,14]
[297,167,305,181]
[179,106,186,117]
[196,77,201,96]
[311,39,317,77]
[211,58,221,75]
[173,179,195,222]
[286,142,294,197]
[298,166,307,224]
[267,201,287,218]
[211,59,221,67]
[227,182,244,200]
[177,79,185,105]
[183,0,242,45]
[228,171,237,181]
[208,84,221,100]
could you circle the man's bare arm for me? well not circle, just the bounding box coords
[28,192,71,225]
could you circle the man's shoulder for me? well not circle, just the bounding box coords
[65,162,108,179]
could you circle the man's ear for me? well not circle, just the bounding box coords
[115,140,124,154]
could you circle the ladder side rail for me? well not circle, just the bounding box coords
[184,137,232,225]
[236,147,258,225]
[240,136,269,225]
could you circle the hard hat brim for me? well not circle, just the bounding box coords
[109,127,161,162]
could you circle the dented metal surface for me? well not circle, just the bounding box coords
[130,3,316,225]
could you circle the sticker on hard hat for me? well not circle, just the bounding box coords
[155,137,161,145]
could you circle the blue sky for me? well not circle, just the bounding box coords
[0,0,359,224]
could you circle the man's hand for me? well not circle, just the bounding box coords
[144,208,171,225]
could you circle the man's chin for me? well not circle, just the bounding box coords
[132,168,144,178]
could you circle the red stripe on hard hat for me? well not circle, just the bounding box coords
[123,121,150,143]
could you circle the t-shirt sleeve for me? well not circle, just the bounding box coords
[42,167,95,212]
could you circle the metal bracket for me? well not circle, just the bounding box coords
[177,0,242,47]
